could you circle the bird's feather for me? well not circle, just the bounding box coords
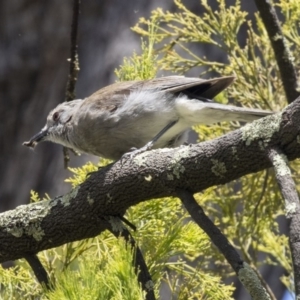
[83,76,236,110]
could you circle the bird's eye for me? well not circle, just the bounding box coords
[53,111,59,121]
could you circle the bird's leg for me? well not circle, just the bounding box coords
[122,119,178,160]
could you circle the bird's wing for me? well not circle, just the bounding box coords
[148,76,236,100]
[82,81,138,112]
[83,76,236,111]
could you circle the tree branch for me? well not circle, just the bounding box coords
[108,217,155,300]
[253,0,299,103]
[24,254,51,289]
[268,147,300,297]
[64,0,81,168]
[177,189,272,300]
[1,96,300,263]
[65,0,80,102]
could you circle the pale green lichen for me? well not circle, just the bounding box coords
[241,114,281,147]
[286,203,297,217]
[60,186,80,207]
[169,147,190,179]
[133,146,189,180]
[106,193,113,203]
[272,153,291,177]
[167,173,174,181]
[238,262,271,300]
[133,148,171,166]
[231,146,239,160]
[145,280,154,291]
[232,146,237,155]
[297,135,300,144]
[258,140,265,151]
[173,164,185,179]
[87,193,94,205]
[133,151,153,166]
[211,159,227,177]
[2,187,81,241]
[7,226,23,238]
[2,201,52,241]
[27,223,45,241]
[108,217,125,232]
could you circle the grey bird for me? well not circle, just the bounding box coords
[23,76,272,160]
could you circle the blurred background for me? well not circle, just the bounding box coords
[0,0,290,299]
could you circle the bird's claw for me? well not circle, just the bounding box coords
[121,143,153,162]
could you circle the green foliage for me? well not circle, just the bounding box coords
[45,240,145,300]
[115,22,158,81]
[2,0,299,298]
[277,0,300,49]
[132,0,299,295]
[0,187,234,299]
[132,0,299,111]
[0,262,41,299]
[126,197,235,299]
[65,160,111,187]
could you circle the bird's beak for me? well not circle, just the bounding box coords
[23,128,49,148]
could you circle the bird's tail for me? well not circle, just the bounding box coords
[175,97,273,125]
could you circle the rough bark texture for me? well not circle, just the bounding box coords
[0,97,299,263]
[0,1,288,299]
[268,148,300,296]
[254,0,300,103]
[177,190,272,299]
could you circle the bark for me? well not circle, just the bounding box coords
[254,0,300,103]
[268,148,300,296]
[177,189,272,300]
[0,96,299,262]
[0,1,291,298]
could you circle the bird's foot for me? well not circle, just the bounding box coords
[121,142,153,162]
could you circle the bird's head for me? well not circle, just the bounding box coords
[23,100,82,149]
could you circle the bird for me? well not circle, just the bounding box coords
[23,76,272,160]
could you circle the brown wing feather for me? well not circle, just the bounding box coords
[155,76,236,99]
[83,76,235,110]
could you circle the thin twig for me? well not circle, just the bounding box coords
[107,217,156,300]
[177,189,243,271]
[251,169,269,221]
[24,254,51,289]
[63,0,81,168]
[177,189,272,300]
[253,0,299,103]
[63,147,70,170]
[118,215,137,231]
[242,249,277,300]
[268,147,300,297]
[65,0,80,102]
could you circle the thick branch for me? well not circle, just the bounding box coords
[1,96,300,262]
[254,0,299,103]
[268,147,300,297]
